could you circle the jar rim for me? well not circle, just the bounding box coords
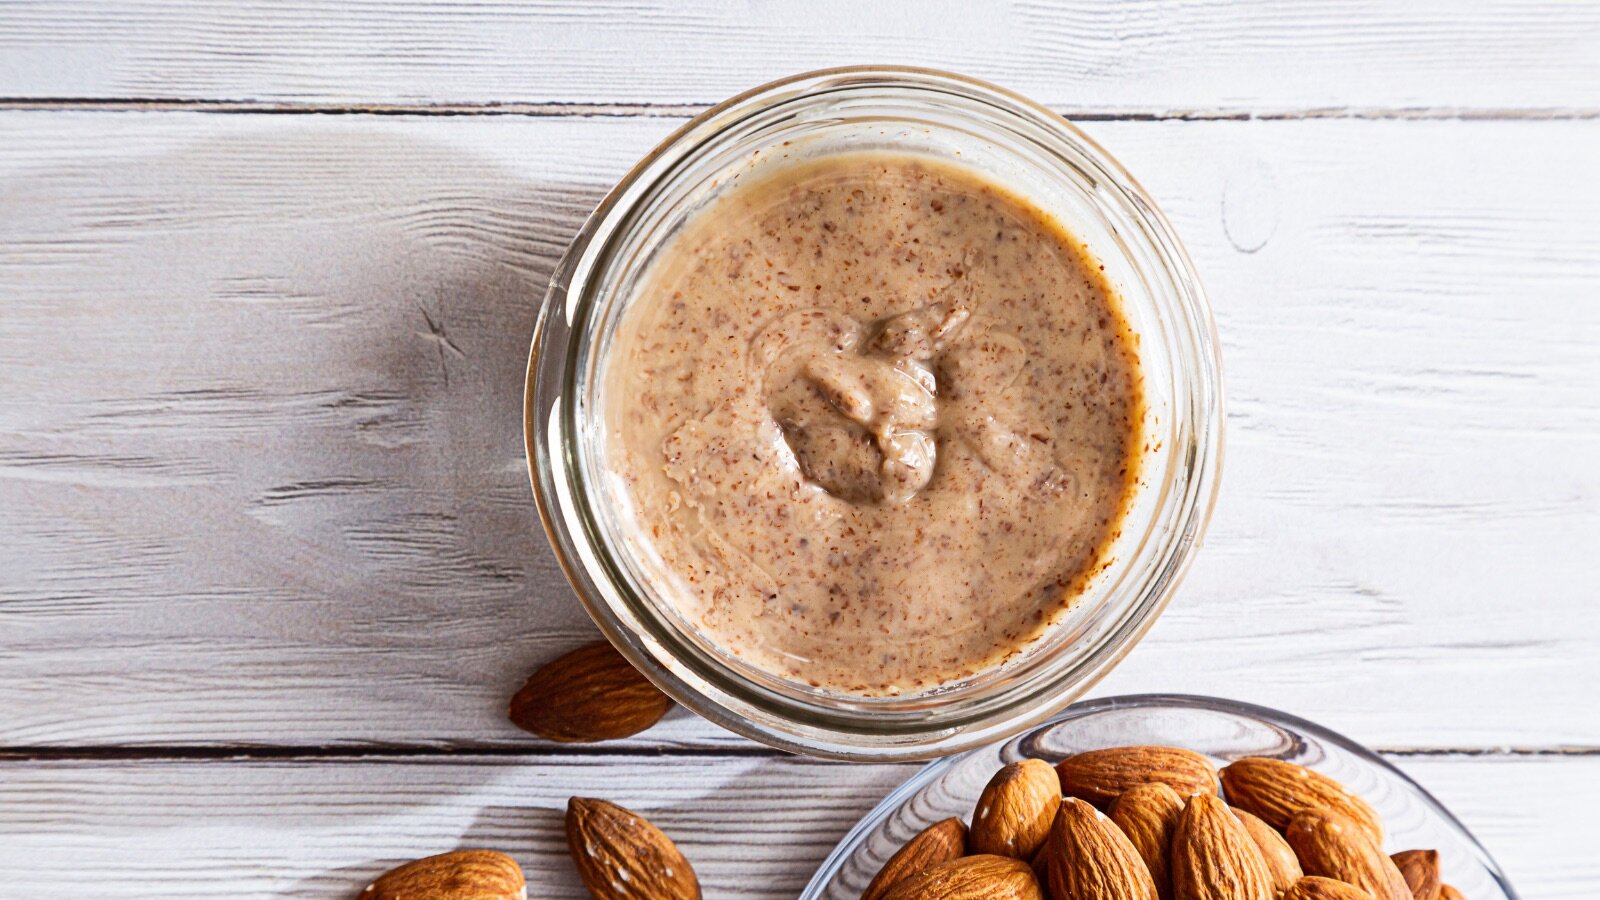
[526,66,1224,760]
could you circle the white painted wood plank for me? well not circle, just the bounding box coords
[1,113,1596,750]
[0,752,1589,897]
[2,1,1598,113]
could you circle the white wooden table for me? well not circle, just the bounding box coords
[2,3,1597,896]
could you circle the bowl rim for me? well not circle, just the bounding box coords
[799,692,1520,899]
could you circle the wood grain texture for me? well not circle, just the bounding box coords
[1,112,1597,750]
[0,752,1589,898]
[1,1,1598,114]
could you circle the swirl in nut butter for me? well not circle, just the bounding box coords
[603,153,1143,695]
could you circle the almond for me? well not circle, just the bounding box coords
[1056,746,1219,808]
[972,759,1064,859]
[1390,850,1441,900]
[1285,811,1409,900]
[1438,886,1464,900]
[509,641,672,742]
[1108,783,1184,900]
[1282,876,1376,900]
[1046,797,1159,900]
[1235,807,1303,894]
[881,854,1043,900]
[565,797,700,900]
[360,849,525,900]
[1029,838,1055,899]
[1170,792,1274,900]
[1221,758,1383,845]
[862,817,968,900]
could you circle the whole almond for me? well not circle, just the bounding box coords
[360,849,525,900]
[1286,811,1409,900]
[1047,797,1159,900]
[1056,746,1219,808]
[1283,876,1377,900]
[1390,850,1441,900]
[972,759,1064,859]
[509,642,671,742]
[1438,886,1464,900]
[566,797,700,900]
[862,817,968,900]
[1170,792,1274,900]
[1235,807,1303,893]
[1109,783,1184,900]
[881,854,1043,900]
[1221,758,1383,845]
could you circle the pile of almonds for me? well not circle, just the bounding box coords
[864,745,1465,900]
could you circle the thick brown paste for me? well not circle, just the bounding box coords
[603,153,1143,695]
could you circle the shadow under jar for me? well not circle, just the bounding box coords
[526,67,1223,760]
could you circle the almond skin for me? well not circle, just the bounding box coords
[1046,797,1159,900]
[1221,758,1383,845]
[862,817,968,900]
[509,642,671,742]
[360,850,525,900]
[565,797,700,900]
[1056,746,1219,808]
[972,759,1064,859]
[881,854,1043,900]
[1028,840,1054,898]
[1438,886,1464,900]
[1282,876,1377,900]
[1170,792,1275,900]
[1109,783,1184,900]
[1390,850,1441,900]
[1285,811,1409,900]
[1235,807,1303,894]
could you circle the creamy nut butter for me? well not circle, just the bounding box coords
[603,152,1142,695]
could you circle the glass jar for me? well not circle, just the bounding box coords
[525,67,1223,760]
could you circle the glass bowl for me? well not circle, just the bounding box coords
[526,67,1223,760]
[801,694,1518,899]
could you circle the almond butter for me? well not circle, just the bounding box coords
[1056,746,1219,808]
[359,849,525,900]
[1170,792,1274,900]
[881,854,1043,900]
[862,817,968,900]
[1046,796,1159,900]
[1221,758,1383,845]
[972,759,1064,859]
[509,641,672,742]
[1234,807,1303,894]
[1390,850,1441,900]
[565,797,700,900]
[1438,885,1464,900]
[1108,783,1184,900]
[1282,876,1376,900]
[1285,811,1409,900]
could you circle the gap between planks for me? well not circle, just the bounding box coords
[1,98,1598,121]
[2,745,1595,763]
